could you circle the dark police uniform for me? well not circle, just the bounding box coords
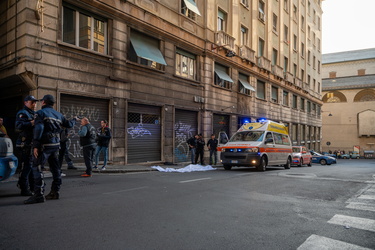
[79,122,96,175]
[24,94,76,204]
[16,95,38,196]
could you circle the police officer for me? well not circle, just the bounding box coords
[24,94,76,204]
[16,95,38,196]
[78,117,97,177]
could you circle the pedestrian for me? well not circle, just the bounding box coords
[207,133,218,165]
[78,117,97,177]
[58,126,77,170]
[187,134,198,164]
[15,95,38,196]
[94,120,111,171]
[195,134,205,165]
[24,94,76,204]
[0,117,8,136]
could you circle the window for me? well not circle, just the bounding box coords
[284,0,289,12]
[301,42,305,57]
[284,57,288,72]
[284,25,289,43]
[317,16,321,30]
[293,34,297,51]
[273,13,278,32]
[358,69,366,76]
[257,80,266,99]
[313,79,316,91]
[259,0,265,21]
[272,86,278,103]
[258,38,265,57]
[301,125,306,142]
[214,63,233,89]
[300,98,305,111]
[175,48,196,80]
[308,74,311,85]
[128,30,167,70]
[308,1,311,15]
[318,60,321,73]
[313,32,316,47]
[181,0,201,20]
[329,72,337,78]
[313,9,316,23]
[241,0,249,7]
[301,69,304,82]
[307,50,311,65]
[238,73,255,95]
[317,38,321,51]
[293,63,297,77]
[240,26,248,46]
[307,101,311,113]
[62,5,107,54]
[307,26,311,39]
[283,91,289,106]
[301,15,305,30]
[313,55,316,69]
[272,48,278,65]
[218,9,226,31]
[292,95,297,108]
[293,5,298,21]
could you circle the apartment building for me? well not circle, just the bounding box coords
[0,0,323,164]
[322,48,375,156]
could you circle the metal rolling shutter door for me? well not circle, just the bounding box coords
[174,109,198,163]
[60,94,109,162]
[127,103,161,163]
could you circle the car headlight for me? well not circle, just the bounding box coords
[244,148,259,153]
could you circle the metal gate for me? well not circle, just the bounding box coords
[213,114,230,138]
[60,94,109,162]
[127,103,161,163]
[174,109,198,162]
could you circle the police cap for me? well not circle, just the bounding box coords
[40,94,55,104]
[24,95,38,102]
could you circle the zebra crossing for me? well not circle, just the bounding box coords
[298,183,375,250]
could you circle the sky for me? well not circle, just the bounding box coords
[322,0,375,54]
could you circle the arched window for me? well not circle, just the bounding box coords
[354,90,375,102]
[322,91,347,103]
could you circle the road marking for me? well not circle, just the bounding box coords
[179,178,211,183]
[103,186,149,195]
[298,234,372,250]
[328,214,375,233]
[346,202,375,212]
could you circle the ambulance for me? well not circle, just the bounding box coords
[220,120,292,171]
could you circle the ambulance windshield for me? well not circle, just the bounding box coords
[230,131,265,142]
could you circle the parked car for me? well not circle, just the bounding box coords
[341,153,360,159]
[310,150,337,165]
[292,146,312,167]
[0,135,18,182]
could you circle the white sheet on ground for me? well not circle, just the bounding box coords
[151,164,216,173]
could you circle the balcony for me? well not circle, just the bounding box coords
[284,72,294,83]
[294,77,302,88]
[272,65,284,78]
[239,45,256,63]
[257,56,271,72]
[214,31,235,51]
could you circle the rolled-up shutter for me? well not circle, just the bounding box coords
[174,109,198,163]
[60,94,109,162]
[127,103,161,163]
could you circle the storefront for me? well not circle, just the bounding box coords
[174,109,198,162]
[60,94,109,162]
[127,103,161,163]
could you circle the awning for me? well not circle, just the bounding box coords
[214,68,233,83]
[130,32,167,65]
[183,0,201,16]
[238,79,255,91]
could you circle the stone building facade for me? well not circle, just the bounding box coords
[0,0,323,164]
[322,48,375,155]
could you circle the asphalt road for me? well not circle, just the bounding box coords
[1,159,374,250]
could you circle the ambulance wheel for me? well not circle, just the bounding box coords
[223,165,232,170]
[284,157,291,169]
[257,156,267,172]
